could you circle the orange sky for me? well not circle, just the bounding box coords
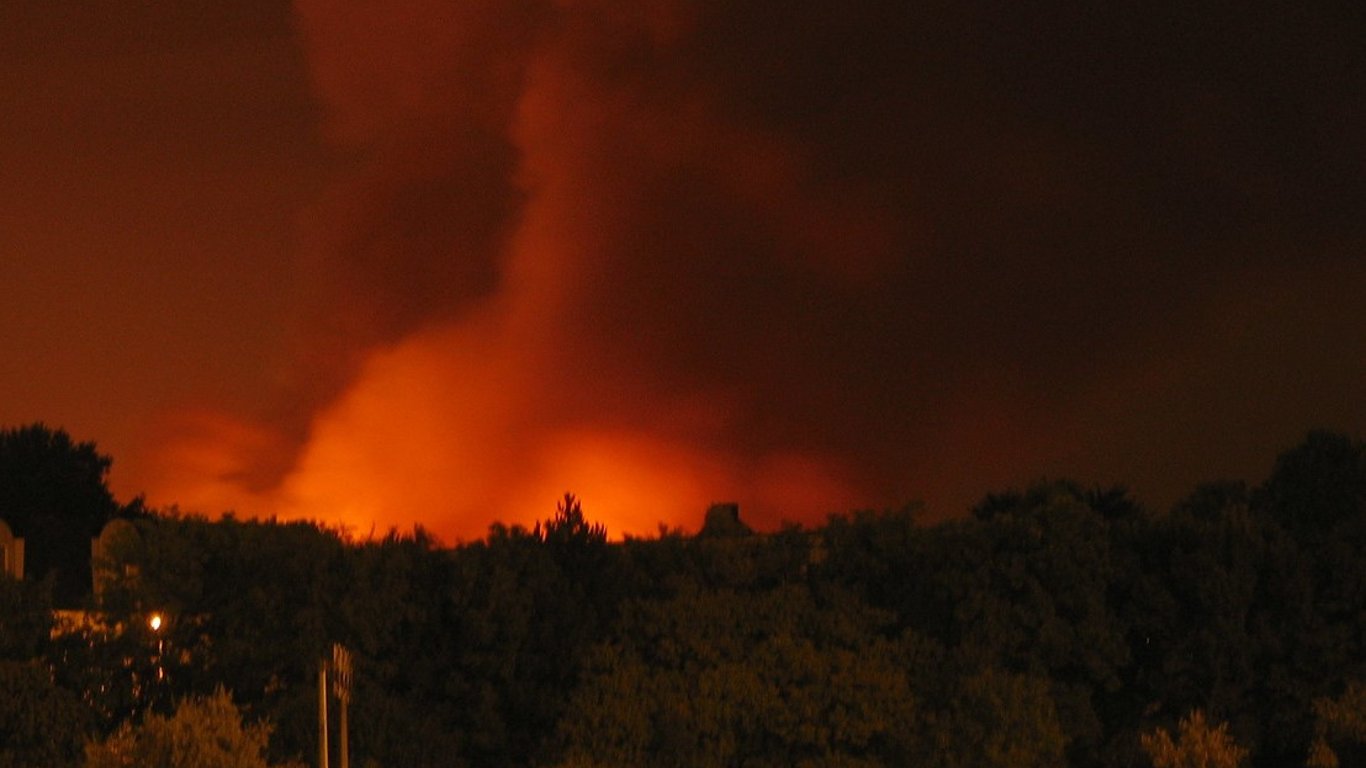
[3,0,1364,543]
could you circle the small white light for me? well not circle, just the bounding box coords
[149,613,163,632]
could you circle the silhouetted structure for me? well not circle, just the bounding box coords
[698,502,752,538]
[0,518,23,579]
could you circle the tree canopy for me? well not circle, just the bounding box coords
[0,424,121,604]
[84,688,302,768]
[4,426,1366,767]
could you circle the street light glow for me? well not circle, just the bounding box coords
[149,613,163,632]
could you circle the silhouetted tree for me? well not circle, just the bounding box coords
[0,424,120,604]
[1256,431,1366,541]
[440,495,622,766]
[84,687,302,768]
[1249,432,1366,762]
[536,492,607,547]
[36,428,1366,768]
[1308,681,1366,767]
[336,529,465,767]
[1140,710,1247,768]
[75,512,349,761]
[872,484,1129,764]
[1122,483,1270,754]
[0,574,52,660]
[0,659,87,768]
[555,584,923,767]
[930,665,1069,768]
[809,505,923,623]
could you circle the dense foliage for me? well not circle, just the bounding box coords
[0,424,123,605]
[84,687,303,768]
[2,426,1366,767]
[1140,710,1248,768]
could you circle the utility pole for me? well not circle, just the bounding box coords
[318,659,330,768]
[332,644,353,768]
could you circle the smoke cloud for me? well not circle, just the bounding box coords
[138,0,1366,541]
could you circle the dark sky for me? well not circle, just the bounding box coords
[3,0,1363,541]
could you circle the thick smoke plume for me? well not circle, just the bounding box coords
[140,0,1366,540]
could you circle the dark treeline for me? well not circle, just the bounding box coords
[2,425,1366,767]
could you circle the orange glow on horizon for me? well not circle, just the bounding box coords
[129,324,868,544]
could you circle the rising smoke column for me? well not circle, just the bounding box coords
[139,0,1366,540]
[268,0,894,539]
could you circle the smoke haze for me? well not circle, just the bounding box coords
[6,0,1361,541]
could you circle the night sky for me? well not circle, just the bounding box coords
[3,0,1363,541]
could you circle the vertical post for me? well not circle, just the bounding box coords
[339,694,349,768]
[332,644,353,768]
[318,659,330,768]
